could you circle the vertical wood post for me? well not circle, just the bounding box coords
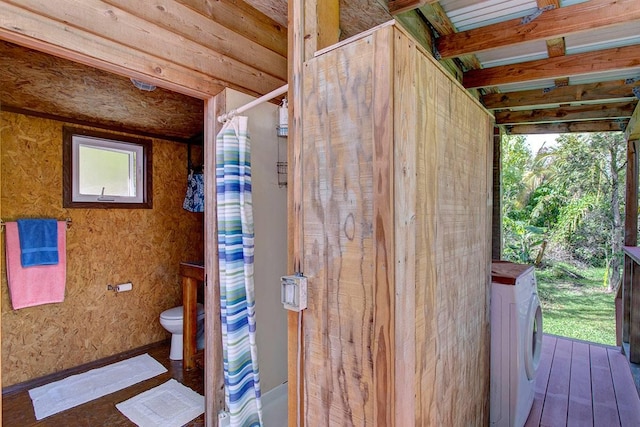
[204,91,226,427]
[492,127,502,260]
[287,1,340,426]
[623,139,638,346]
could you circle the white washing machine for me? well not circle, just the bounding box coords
[490,261,543,427]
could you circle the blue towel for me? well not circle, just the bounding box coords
[16,219,59,267]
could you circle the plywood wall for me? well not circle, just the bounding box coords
[302,23,493,426]
[0,111,204,387]
[404,32,493,427]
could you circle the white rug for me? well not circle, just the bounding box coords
[29,353,167,420]
[116,379,204,427]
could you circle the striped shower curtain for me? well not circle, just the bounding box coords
[216,116,263,427]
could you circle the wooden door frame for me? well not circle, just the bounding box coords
[0,33,228,427]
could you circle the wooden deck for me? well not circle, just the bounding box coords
[525,334,640,427]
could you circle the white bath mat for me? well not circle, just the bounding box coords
[116,379,204,427]
[29,353,167,420]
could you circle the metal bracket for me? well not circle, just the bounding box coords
[542,80,568,94]
[521,5,555,25]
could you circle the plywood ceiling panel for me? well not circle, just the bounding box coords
[0,40,203,141]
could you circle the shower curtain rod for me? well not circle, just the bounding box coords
[217,84,288,123]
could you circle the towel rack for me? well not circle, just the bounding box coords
[0,218,73,231]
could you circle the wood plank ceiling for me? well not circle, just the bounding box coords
[0,0,638,138]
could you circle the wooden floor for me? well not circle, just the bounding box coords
[5,334,640,426]
[2,341,205,426]
[525,334,640,427]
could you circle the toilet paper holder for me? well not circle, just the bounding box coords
[107,282,133,293]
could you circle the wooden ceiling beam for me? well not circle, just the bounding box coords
[0,2,219,98]
[495,101,637,125]
[3,0,285,96]
[388,0,437,15]
[463,44,640,89]
[483,80,640,110]
[417,2,481,78]
[627,103,640,141]
[507,119,629,134]
[103,0,287,78]
[437,0,640,60]
[176,0,287,57]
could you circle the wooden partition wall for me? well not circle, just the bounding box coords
[300,21,494,426]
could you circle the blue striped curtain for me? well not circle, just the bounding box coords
[216,116,263,427]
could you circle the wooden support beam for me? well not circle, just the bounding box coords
[482,80,640,110]
[3,0,285,96]
[495,101,637,125]
[626,103,640,141]
[103,0,287,78]
[288,1,340,425]
[436,0,640,60]
[507,119,629,134]
[389,0,437,15]
[204,91,225,427]
[623,139,639,347]
[492,127,502,260]
[631,259,640,363]
[0,1,218,98]
[464,44,640,89]
[418,2,480,77]
[175,0,288,57]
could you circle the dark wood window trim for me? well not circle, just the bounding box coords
[63,126,153,209]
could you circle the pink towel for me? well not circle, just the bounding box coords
[5,221,66,309]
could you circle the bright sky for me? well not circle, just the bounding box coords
[525,133,559,154]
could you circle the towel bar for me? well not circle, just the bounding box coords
[0,218,72,231]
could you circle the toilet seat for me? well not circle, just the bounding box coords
[160,303,204,321]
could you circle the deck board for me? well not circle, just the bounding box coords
[525,334,640,427]
[608,348,640,427]
[525,335,556,427]
[540,337,572,426]
[567,341,593,427]
[591,344,622,426]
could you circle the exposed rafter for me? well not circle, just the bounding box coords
[388,0,437,15]
[482,80,640,111]
[463,44,640,90]
[436,0,640,60]
[495,101,637,125]
[508,119,629,135]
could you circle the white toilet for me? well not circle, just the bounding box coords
[159,303,205,360]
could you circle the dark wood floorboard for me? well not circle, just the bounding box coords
[540,337,571,426]
[525,334,556,427]
[2,342,204,426]
[567,341,592,427]
[526,334,640,427]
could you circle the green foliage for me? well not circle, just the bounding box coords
[502,217,546,264]
[501,132,626,276]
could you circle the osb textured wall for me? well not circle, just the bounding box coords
[0,111,204,386]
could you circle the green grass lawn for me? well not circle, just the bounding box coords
[535,263,617,346]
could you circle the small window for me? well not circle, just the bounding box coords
[63,127,152,208]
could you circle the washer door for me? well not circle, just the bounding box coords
[525,293,543,381]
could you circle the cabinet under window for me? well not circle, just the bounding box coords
[63,126,152,208]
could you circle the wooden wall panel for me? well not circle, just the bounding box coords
[302,33,378,425]
[0,111,204,387]
[411,34,493,426]
[302,22,492,426]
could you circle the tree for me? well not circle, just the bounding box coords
[501,132,626,292]
[535,132,626,291]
